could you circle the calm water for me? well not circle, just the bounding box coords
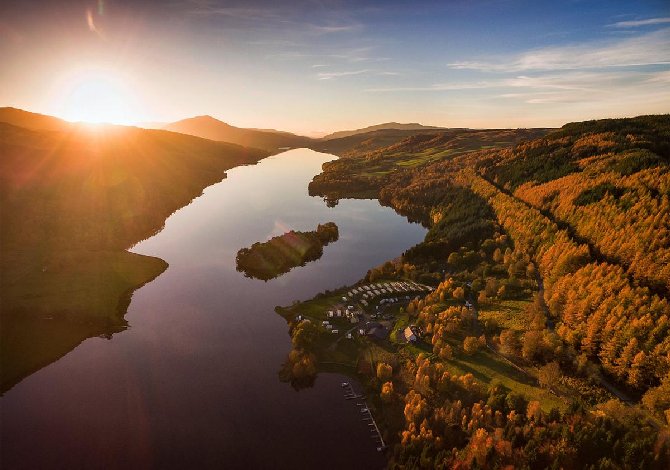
[0,149,426,469]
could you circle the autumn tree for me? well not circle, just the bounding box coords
[538,361,561,390]
[381,381,394,403]
[463,336,480,355]
[499,329,520,356]
[291,321,319,350]
[521,330,542,362]
[438,344,453,360]
[377,362,393,381]
[526,400,543,422]
[484,278,498,298]
[642,374,670,423]
[452,286,465,301]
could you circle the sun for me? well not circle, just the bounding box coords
[53,68,139,125]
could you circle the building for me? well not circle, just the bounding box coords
[404,326,417,343]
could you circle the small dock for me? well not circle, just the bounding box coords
[341,382,387,452]
[342,382,366,400]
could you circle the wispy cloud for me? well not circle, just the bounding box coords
[326,46,388,63]
[317,69,370,80]
[186,5,281,21]
[497,70,670,105]
[447,28,670,72]
[184,1,361,35]
[365,70,670,109]
[609,17,670,28]
[366,75,608,93]
[318,69,399,80]
[365,82,497,92]
[308,24,359,34]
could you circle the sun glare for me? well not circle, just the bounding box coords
[53,68,139,125]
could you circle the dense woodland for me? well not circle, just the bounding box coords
[294,115,670,468]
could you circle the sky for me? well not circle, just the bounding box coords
[0,0,668,134]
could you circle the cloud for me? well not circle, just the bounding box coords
[308,24,359,34]
[447,28,670,72]
[184,2,360,36]
[496,70,670,105]
[365,82,497,92]
[317,69,370,80]
[365,70,670,111]
[317,68,399,80]
[185,4,281,21]
[609,17,670,28]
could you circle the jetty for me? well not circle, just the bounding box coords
[342,383,386,451]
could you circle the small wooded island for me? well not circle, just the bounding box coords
[236,222,339,281]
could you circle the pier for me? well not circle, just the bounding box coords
[341,382,386,451]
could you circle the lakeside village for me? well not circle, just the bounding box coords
[279,280,436,452]
[277,279,478,451]
[294,280,439,344]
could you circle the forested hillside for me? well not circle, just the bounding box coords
[287,115,670,468]
[380,114,670,392]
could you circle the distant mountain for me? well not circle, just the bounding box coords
[164,115,314,152]
[322,122,446,140]
[0,107,72,132]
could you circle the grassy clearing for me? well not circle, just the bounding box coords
[396,334,566,411]
[444,348,567,411]
[478,299,531,332]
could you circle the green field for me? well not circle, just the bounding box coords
[1,250,167,392]
[478,299,532,331]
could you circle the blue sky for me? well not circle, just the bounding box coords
[1,0,668,133]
